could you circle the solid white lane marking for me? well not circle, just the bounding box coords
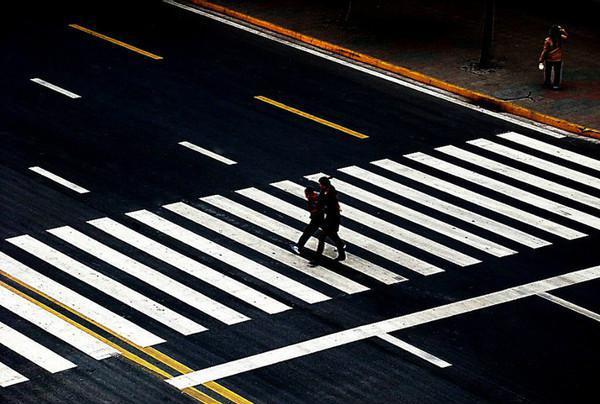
[30,78,81,99]
[537,292,600,323]
[304,173,514,258]
[7,235,205,336]
[373,159,586,240]
[167,201,359,295]
[179,141,237,165]
[343,165,549,249]
[407,152,600,231]
[88,217,288,314]
[48,226,247,325]
[498,132,600,171]
[0,284,118,360]
[439,145,600,210]
[0,251,164,347]
[167,265,600,388]
[238,187,416,282]
[127,210,325,305]
[202,195,372,293]
[163,1,567,139]
[0,361,29,387]
[377,333,452,368]
[470,138,600,191]
[274,180,484,266]
[0,320,76,374]
[28,167,89,194]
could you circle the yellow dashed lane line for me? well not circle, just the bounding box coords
[255,95,369,139]
[68,24,163,60]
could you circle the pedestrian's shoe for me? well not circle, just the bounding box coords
[308,260,319,267]
[334,253,346,262]
[290,244,300,255]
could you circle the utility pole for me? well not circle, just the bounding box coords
[479,0,496,68]
[344,0,353,24]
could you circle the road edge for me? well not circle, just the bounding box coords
[187,0,600,140]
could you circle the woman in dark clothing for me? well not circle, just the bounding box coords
[539,24,568,89]
[292,186,324,254]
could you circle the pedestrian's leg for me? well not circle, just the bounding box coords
[330,232,346,261]
[309,231,329,266]
[315,231,328,256]
[544,61,552,87]
[553,61,563,89]
[297,221,319,250]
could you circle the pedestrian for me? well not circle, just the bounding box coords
[291,186,324,255]
[539,24,568,90]
[309,176,346,267]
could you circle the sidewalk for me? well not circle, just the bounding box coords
[189,0,600,135]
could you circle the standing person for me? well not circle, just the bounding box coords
[539,24,568,90]
[309,176,346,267]
[291,186,323,255]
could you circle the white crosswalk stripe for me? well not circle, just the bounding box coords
[7,235,206,336]
[238,187,427,280]
[0,284,118,360]
[163,203,331,303]
[0,361,29,387]
[469,138,600,191]
[373,159,586,240]
[304,173,515,258]
[0,251,164,347]
[407,152,600,231]
[498,132,600,173]
[47,226,249,325]
[165,201,364,295]
[0,320,76,374]
[438,145,600,210]
[201,195,377,291]
[126,210,326,304]
[88,217,289,315]
[273,180,484,266]
[340,165,549,249]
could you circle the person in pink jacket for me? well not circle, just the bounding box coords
[539,24,568,89]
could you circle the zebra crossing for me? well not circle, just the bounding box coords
[1,131,600,388]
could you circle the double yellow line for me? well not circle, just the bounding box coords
[0,270,251,404]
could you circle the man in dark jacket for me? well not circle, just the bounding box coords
[309,176,346,266]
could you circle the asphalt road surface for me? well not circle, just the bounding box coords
[1,1,599,403]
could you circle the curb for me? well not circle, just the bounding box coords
[189,0,600,140]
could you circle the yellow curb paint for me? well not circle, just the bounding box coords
[68,24,163,60]
[0,271,230,404]
[190,0,600,139]
[255,96,369,139]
